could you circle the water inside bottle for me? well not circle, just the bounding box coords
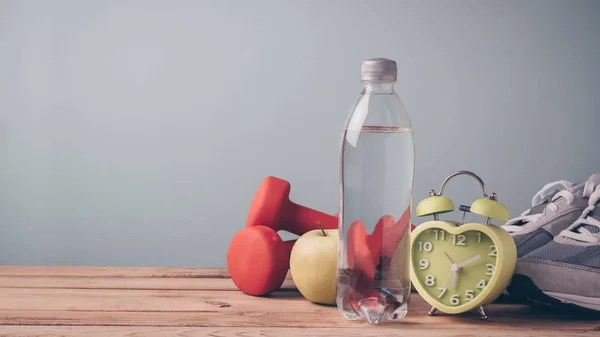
[337,126,414,324]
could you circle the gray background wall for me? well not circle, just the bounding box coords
[1,0,599,267]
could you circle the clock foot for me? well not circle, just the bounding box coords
[476,306,488,320]
[427,306,437,316]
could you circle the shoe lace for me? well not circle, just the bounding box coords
[559,187,600,244]
[503,180,574,234]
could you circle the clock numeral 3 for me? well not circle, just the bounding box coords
[450,294,460,305]
[489,245,497,257]
[425,275,436,286]
[465,289,474,301]
[417,241,433,252]
[485,264,495,276]
[419,259,429,270]
[476,279,486,290]
[451,234,466,246]
[433,229,445,240]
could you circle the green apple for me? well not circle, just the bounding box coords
[289,228,338,305]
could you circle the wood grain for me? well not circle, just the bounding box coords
[0,276,296,291]
[0,266,229,278]
[1,288,598,330]
[0,266,598,336]
[0,326,597,337]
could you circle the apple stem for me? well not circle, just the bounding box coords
[317,221,327,236]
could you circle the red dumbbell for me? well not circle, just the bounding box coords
[367,208,413,261]
[227,226,295,296]
[343,212,415,315]
[347,220,377,292]
[345,220,394,313]
[246,176,338,234]
[347,210,414,294]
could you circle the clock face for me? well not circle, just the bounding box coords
[411,227,497,308]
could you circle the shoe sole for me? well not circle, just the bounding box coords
[544,291,600,311]
[509,274,600,312]
[506,275,564,308]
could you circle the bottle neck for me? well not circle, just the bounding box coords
[363,82,395,94]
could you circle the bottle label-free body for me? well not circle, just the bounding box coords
[337,126,414,323]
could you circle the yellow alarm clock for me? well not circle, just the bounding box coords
[410,170,517,319]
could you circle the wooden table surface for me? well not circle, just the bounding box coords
[0,266,599,336]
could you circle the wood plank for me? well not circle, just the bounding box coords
[0,276,296,291]
[0,309,598,332]
[0,266,229,278]
[0,266,598,335]
[0,288,317,312]
[0,326,597,337]
[0,288,597,331]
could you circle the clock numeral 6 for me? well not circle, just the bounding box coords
[425,275,436,287]
[451,234,466,246]
[450,294,460,305]
[419,259,429,270]
[417,241,433,252]
[485,263,495,276]
[465,289,474,301]
[489,245,497,257]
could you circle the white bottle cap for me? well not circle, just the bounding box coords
[361,58,397,82]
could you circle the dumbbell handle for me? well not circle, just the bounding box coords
[284,202,338,235]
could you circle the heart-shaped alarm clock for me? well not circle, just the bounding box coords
[410,170,517,319]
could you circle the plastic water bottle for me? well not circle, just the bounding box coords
[336,58,415,324]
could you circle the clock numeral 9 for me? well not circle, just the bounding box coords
[419,259,429,270]
[433,229,445,240]
[485,263,495,276]
[450,294,460,305]
[489,245,497,257]
[451,234,466,246]
[425,275,436,287]
[465,289,474,301]
[417,241,433,252]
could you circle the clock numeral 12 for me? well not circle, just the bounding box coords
[451,234,466,246]
[433,229,445,241]
[476,232,481,243]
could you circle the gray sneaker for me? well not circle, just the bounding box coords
[503,179,592,258]
[511,174,600,311]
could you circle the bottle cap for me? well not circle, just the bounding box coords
[361,58,397,82]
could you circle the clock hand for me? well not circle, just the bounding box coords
[451,270,457,289]
[448,255,481,289]
[449,262,460,289]
[456,254,481,268]
[440,270,453,288]
[444,252,455,264]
